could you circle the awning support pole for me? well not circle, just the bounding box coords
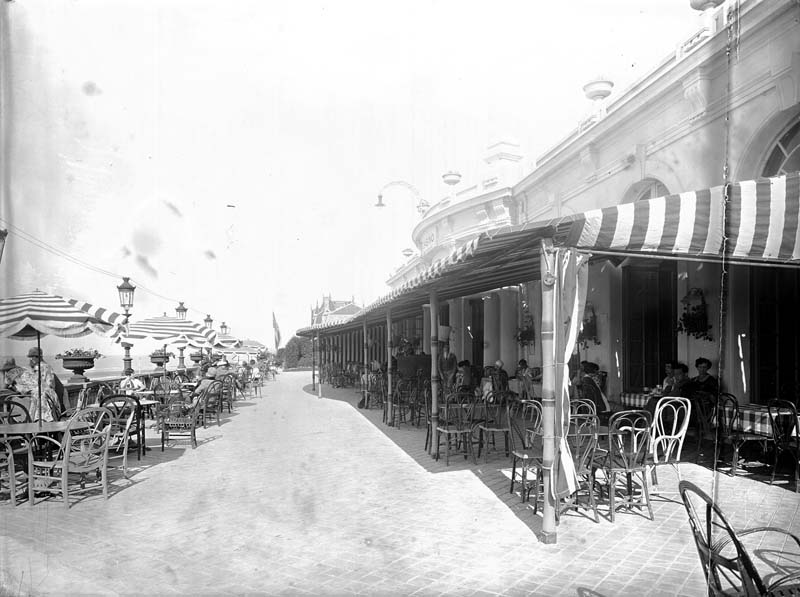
[386,309,393,426]
[362,320,368,406]
[429,290,439,455]
[539,238,558,543]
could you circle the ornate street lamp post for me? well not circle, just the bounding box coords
[117,277,136,375]
[175,302,188,370]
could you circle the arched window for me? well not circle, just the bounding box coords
[762,119,800,177]
[621,178,669,204]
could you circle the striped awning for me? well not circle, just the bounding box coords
[214,333,242,350]
[567,172,800,264]
[122,315,218,349]
[0,291,126,339]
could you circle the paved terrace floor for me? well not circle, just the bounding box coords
[2,371,800,596]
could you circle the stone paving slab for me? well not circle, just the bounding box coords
[1,372,799,596]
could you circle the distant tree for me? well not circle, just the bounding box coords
[283,336,313,368]
[275,347,285,366]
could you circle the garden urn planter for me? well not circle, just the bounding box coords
[62,357,96,384]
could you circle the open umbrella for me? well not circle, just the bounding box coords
[214,332,242,351]
[122,314,217,349]
[120,315,217,377]
[0,290,125,425]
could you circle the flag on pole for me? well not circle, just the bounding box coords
[272,311,281,349]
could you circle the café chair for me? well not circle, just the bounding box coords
[767,399,800,492]
[509,410,543,503]
[199,380,224,429]
[601,409,653,522]
[477,397,518,462]
[28,407,113,509]
[717,393,771,477]
[692,391,718,461]
[160,386,210,450]
[0,398,30,425]
[221,374,236,413]
[434,389,477,465]
[647,396,691,490]
[99,394,141,477]
[679,480,800,596]
[1,438,28,506]
[570,399,596,417]
[559,414,600,523]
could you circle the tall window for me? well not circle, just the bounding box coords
[750,118,800,401]
[622,261,677,392]
[622,178,669,204]
[762,119,800,177]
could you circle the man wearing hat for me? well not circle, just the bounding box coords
[14,347,58,421]
[1,357,21,393]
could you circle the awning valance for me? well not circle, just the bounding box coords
[567,172,800,265]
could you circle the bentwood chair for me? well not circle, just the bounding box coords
[692,391,718,461]
[199,380,224,429]
[559,414,600,523]
[718,393,771,477]
[679,480,800,596]
[435,389,477,465]
[0,438,28,506]
[510,401,543,502]
[28,407,113,509]
[602,410,653,522]
[99,394,141,477]
[477,395,517,462]
[647,396,691,490]
[768,399,800,492]
[220,374,236,413]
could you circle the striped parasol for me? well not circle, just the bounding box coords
[121,315,218,349]
[214,332,242,350]
[0,290,125,339]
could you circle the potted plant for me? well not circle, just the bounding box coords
[577,303,600,349]
[189,350,204,364]
[149,348,174,368]
[677,288,713,341]
[56,348,103,384]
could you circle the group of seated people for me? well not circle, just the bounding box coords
[659,358,718,397]
[0,348,65,422]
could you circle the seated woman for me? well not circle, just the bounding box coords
[456,360,473,391]
[687,357,718,395]
[661,361,677,394]
[13,348,60,421]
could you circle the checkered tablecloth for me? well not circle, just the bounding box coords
[726,404,773,436]
[620,393,652,409]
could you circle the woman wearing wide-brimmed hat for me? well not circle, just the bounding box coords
[13,347,59,421]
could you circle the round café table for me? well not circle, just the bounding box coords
[0,420,91,437]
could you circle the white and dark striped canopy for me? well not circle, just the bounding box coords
[214,333,242,350]
[122,315,217,349]
[567,172,800,264]
[0,291,125,339]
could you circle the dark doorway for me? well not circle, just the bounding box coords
[469,299,484,371]
[622,261,677,392]
[751,267,800,403]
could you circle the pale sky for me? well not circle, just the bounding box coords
[0,0,700,355]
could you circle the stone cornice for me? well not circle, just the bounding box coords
[514,0,795,196]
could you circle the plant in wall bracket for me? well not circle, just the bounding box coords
[677,287,713,341]
[577,302,600,349]
[515,283,536,349]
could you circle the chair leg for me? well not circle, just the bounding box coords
[609,472,616,523]
[510,455,517,494]
[731,443,739,476]
[771,448,779,485]
[640,470,653,520]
